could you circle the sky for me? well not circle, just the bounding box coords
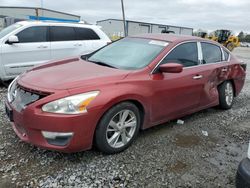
[0,0,249,33]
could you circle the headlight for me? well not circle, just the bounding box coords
[42,91,99,114]
[7,76,19,103]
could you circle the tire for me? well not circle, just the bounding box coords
[236,171,250,188]
[95,102,141,154]
[218,81,234,110]
[0,79,11,88]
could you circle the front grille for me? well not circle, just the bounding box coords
[12,85,50,112]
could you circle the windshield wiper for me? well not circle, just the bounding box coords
[88,60,117,69]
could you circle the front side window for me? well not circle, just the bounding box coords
[50,26,76,41]
[201,42,222,64]
[161,42,199,67]
[17,26,48,43]
[75,27,100,40]
[88,38,167,70]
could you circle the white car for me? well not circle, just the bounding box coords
[241,42,250,47]
[0,21,111,83]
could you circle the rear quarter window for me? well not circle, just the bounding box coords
[75,27,100,40]
[201,42,222,64]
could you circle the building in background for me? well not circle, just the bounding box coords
[0,6,80,30]
[97,19,193,40]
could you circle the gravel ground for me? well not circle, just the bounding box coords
[0,47,249,188]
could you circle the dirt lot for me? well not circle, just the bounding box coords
[0,47,249,188]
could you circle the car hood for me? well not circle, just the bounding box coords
[19,57,130,90]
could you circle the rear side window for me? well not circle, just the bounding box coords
[201,43,222,64]
[75,27,100,40]
[50,26,76,41]
[223,49,230,61]
[161,42,199,67]
[17,26,48,43]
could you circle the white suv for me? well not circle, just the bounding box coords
[0,21,111,82]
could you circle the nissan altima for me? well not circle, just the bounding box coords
[5,34,246,154]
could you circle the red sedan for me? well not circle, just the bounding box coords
[5,34,246,154]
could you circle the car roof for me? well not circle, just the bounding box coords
[16,20,99,29]
[131,33,207,43]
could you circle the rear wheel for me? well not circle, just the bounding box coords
[95,102,140,154]
[218,81,234,109]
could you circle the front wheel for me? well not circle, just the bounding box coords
[218,81,234,110]
[95,102,141,154]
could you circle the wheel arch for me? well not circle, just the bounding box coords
[126,99,145,129]
[218,79,236,97]
[230,79,237,97]
[97,96,148,130]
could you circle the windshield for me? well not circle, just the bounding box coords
[0,23,22,39]
[88,38,168,70]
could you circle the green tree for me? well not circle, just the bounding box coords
[245,34,250,43]
[238,31,245,42]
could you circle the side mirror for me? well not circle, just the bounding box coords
[159,63,183,73]
[7,35,19,44]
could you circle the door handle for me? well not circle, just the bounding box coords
[193,75,203,80]
[38,45,48,49]
[74,43,82,47]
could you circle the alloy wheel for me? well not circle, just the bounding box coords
[106,109,137,149]
[225,82,234,106]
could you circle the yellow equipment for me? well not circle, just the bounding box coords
[208,30,240,51]
[197,31,208,39]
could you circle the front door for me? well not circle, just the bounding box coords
[150,42,204,123]
[1,26,51,77]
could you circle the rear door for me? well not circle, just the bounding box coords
[151,42,205,123]
[198,42,226,107]
[1,26,50,76]
[50,26,80,60]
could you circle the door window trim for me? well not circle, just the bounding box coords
[200,42,223,64]
[221,47,231,62]
[197,42,203,63]
[151,41,231,74]
[184,44,231,69]
[151,41,202,74]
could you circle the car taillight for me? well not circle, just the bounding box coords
[240,63,247,71]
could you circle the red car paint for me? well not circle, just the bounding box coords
[5,34,246,152]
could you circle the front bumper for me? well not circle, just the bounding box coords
[5,101,102,153]
[236,158,250,188]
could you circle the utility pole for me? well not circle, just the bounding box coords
[41,0,43,9]
[36,8,39,20]
[40,0,44,17]
[121,0,127,37]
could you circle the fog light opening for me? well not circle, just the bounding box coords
[41,131,74,146]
